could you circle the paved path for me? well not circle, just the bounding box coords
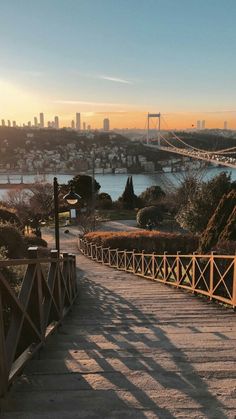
[1,249,236,417]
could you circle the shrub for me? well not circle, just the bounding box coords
[24,235,48,248]
[139,185,165,206]
[0,206,21,227]
[0,223,26,258]
[84,230,198,254]
[0,246,25,291]
[136,206,163,228]
[96,192,113,210]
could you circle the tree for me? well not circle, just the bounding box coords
[29,183,54,219]
[136,206,163,228]
[3,189,33,228]
[199,189,236,253]
[119,176,138,209]
[69,175,100,202]
[139,185,165,206]
[176,172,233,233]
[96,192,113,210]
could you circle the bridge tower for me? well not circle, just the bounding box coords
[147,113,161,146]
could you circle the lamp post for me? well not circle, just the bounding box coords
[53,177,81,254]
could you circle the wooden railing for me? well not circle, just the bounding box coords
[0,247,77,397]
[79,238,236,309]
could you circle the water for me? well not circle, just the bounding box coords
[0,167,235,201]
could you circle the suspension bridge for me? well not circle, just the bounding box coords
[143,113,236,169]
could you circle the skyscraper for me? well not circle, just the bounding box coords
[7,120,11,127]
[201,120,205,129]
[103,118,110,131]
[224,121,228,130]
[196,120,201,130]
[39,112,44,128]
[1,119,5,127]
[71,120,75,129]
[76,113,81,130]
[83,122,86,130]
[54,116,59,129]
[34,117,38,127]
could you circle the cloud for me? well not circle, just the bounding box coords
[99,75,132,84]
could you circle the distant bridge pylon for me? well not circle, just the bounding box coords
[147,112,161,145]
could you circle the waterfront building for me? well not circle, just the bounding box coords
[39,112,44,128]
[76,113,81,130]
[103,118,110,131]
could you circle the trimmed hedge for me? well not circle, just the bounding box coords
[84,230,198,254]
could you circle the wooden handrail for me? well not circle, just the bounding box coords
[79,238,236,309]
[0,247,77,397]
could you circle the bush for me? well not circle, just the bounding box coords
[84,230,198,254]
[96,193,113,210]
[139,185,165,206]
[136,206,163,228]
[24,235,48,248]
[0,224,26,258]
[0,206,21,227]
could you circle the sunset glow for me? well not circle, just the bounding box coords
[0,0,236,129]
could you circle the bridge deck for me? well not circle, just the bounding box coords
[1,253,236,418]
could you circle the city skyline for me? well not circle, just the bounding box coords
[0,111,233,131]
[0,1,236,129]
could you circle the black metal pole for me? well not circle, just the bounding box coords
[53,177,60,254]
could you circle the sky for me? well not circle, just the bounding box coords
[0,0,236,129]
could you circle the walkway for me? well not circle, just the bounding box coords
[1,253,236,418]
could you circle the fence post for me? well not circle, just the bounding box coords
[176,251,180,286]
[192,252,196,292]
[142,250,145,276]
[209,252,215,300]
[0,291,8,397]
[50,249,62,319]
[163,251,168,281]
[124,250,127,271]
[116,249,119,269]
[108,247,111,266]
[133,250,135,273]
[232,256,236,309]
[152,252,155,279]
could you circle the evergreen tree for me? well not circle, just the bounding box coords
[119,176,137,209]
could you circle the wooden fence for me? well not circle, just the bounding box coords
[0,247,77,397]
[79,238,236,309]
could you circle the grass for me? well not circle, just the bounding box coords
[96,209,137,221]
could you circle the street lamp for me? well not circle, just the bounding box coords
[53,177,81,254]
